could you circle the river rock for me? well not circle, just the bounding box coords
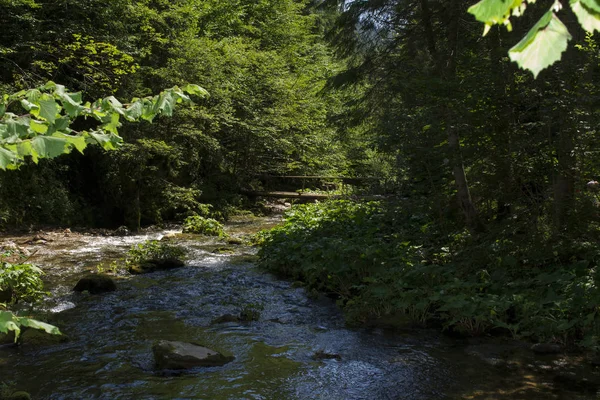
[6,391,31,400]
[226,237,244,245]
[531,343,562,354]
[153,340,234,370]
[73,275,116,294]
[128,258,185,274]
[20,328,68,346]
[211,314,241,324]
[112,226,130,236]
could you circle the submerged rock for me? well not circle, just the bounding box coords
[153,340,234,370]
[128,258,185,274]
[20,328,68,346]
[531,343,562,354]
[312,350,341,361]
[211,314,241,324]
[73,275,116,294]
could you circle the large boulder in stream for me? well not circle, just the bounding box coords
[128,258,185,274]
[73,275,116,294]
[153,340,234,370]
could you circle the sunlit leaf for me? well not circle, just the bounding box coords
[509,11,571,78]
[571,0,600,32]
[31,135,69,158]
[0,147,18,169]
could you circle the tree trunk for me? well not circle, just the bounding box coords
[445,0,483,232]
[448,128,482,232]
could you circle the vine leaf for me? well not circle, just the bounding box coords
[509,11,572,78]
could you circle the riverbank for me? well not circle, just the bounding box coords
[0,215,598,399]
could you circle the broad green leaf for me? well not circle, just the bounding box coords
[17,141,39,163]
[156,91,175,117]
[102,112,121,134]
[468,0,522,34]
[571,0,600,32]
[41,81,57,91]
[88,131,123,150]
[0,311,20,337]
[509,11,571,78]
[53,116,70,132]
[35,94,61,124]
[20,99,39,111]
[124,100,143,121]
[141,99,156,122]
[30,119,48,134]
[31,135,69,158]
[54,133,87,154]
[0,102,5,118]
[581,0,600,13]
[19,317,61,335]
[0,147,18,169]
[25,89,41,103]
[183,84,209,97]
[58,92,85,117]
[5,117,30,139]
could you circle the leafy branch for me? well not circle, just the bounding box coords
[468,0,598,78]
[0,82,208,169]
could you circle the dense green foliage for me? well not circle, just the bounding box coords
[126,240,186,266]
[182,215,226,237]
[0,248,60,340]
[0,0,348,230]
[259,201,600,347]
[0,263,45,305]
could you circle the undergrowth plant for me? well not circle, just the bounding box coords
[0,248,60,341]
[127,240,186,265]
[183,215,227,237]
[258,200,600,350]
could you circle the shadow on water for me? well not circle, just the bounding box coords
[0,216,598,399]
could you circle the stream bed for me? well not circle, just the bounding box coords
[0,216,598,399]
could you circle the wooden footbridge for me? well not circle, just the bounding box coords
[241,175,382,201]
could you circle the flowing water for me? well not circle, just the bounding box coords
[0,216,598,400]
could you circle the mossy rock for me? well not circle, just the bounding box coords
[6,391,31,400]
[128,258,185,274]
[153,340,234,370]
[226,237,244,245]
[20,328,68,346]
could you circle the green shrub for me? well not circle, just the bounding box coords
[127,240,186,264]
[183,215,226,237]
[0,263,46,305]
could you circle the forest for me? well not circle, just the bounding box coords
[1,0,600,398]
